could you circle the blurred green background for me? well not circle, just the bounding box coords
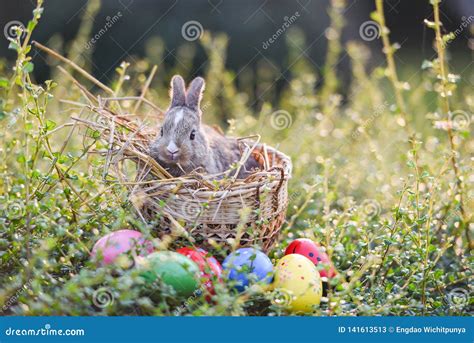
[1,0,472,92]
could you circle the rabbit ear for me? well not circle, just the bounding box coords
[186,77,205,110]
[170,75,186,107]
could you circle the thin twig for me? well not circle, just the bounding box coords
[57,66,97,105]
[133,65,158,113]
[33,41,114,94]
[102,96,163,113]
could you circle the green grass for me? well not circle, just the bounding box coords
[0,0,472,316]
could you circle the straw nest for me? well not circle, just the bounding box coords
[32,42,292,252]
[77,106,291,252]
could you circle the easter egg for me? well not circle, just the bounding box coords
[140,251,200,297]
[176,247,223,294]
[273,254,323,313]
[285,238,336,278]
[223,248,273,292]
[91,229,154,266]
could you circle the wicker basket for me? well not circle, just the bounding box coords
[130,143,292,252]
[30,41,292,252]
[72,99,291,252]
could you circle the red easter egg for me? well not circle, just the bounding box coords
[285,238,337,278]
[176,247,223,294]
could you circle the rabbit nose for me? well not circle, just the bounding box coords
[166,141,180,155]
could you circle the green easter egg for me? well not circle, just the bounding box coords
[141,251,200,297]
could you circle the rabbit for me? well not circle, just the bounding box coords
[149,75,260,179]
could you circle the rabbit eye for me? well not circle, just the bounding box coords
[190,129,196,140]
[160,127,163,137]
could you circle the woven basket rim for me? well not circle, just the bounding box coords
[131,141,292,228]
[138,142,292,193]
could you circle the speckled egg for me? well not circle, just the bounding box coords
[273,254,323,313]
[285,238,337,278]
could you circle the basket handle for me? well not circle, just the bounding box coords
[268,167,285,211]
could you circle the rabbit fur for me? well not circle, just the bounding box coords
[149,75,259,178]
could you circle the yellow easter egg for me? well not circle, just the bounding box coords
[273,254,323,313]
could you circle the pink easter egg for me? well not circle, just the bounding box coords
[91,229,154,266]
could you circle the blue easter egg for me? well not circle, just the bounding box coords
[223,248,273,292]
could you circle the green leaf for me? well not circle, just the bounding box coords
[45,119,57,130]
[33,7,44,17]
[0,78,9,88]
[16,154,26,164]
[31,169,42,179]
[8,41,20,51]
[421,171,430,178]
[23,62,34,73]
[370,11,380,23]
[421,60,432,70]
[92,130,101,139]
[27,20,36,33]
[423,19,436,29]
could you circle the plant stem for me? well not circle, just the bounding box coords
[371,185,407,286]
[374,0,409,129]
[321,0,346,103]
[431,1,469,247]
